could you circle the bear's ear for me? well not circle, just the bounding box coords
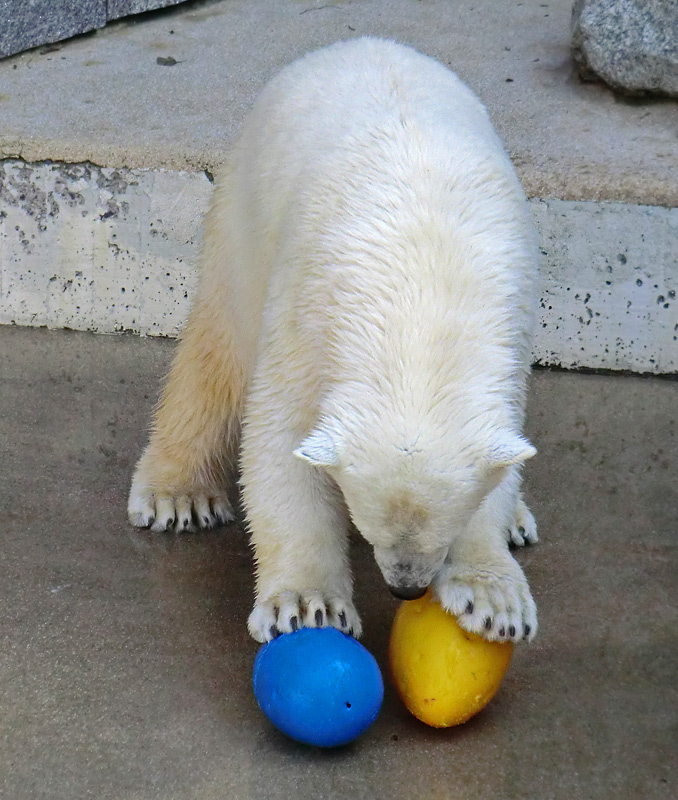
[486,431,537,469]
[293,428,340,467]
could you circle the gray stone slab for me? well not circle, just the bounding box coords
[0,325,676,800]
[571,0,678,97]
[0,0,106,59]
[0,0,189,59]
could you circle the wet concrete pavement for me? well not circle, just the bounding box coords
[1,326,676,800]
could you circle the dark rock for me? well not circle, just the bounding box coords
[571,0,678,97]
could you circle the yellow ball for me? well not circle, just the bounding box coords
[389,590,513,727]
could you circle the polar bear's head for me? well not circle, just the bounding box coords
[294,420,535,599]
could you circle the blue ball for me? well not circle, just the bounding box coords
[253,627,384,747]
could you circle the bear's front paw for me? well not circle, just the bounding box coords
[247,591,362,643]
[433,560,537,643]
[128,487,234,533]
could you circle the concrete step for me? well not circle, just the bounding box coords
[0,0,676,372]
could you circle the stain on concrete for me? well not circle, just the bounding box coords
[0,162,58,224]
[53,177,85,209]
[96,169,132,195]
[60,163,92,182]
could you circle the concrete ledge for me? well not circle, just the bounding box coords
[532,199,677,373]
[1,159,676,373]
[0,161,210,336]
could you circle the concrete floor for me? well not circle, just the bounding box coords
[0,326,676,800]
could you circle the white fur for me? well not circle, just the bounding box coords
[128,38,540,644]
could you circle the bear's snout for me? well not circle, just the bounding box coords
[373,545,448,602]
[388,583,429,601]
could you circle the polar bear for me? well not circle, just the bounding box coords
[128,37,540,645]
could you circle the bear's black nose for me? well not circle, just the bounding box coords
[388,584,428,601]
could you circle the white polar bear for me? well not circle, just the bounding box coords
[128,37,540,645]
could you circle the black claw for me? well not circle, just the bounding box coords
[484,617,492,630]
[347,628,354,637]
[315,609,324,626]
[518,526,526,536]
[167,518,175,529]
[290,615,298,632]
[465,600,474,615]
[203,516,211,526]
[147,516,155,527]
[498,626,506,637]
[508,625,516,637]
[269,625,280,639]
[338,611,347,628]
[524,624,531,638]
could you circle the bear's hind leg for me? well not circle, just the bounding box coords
[128,301,244,533]
[506,494,538,548]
